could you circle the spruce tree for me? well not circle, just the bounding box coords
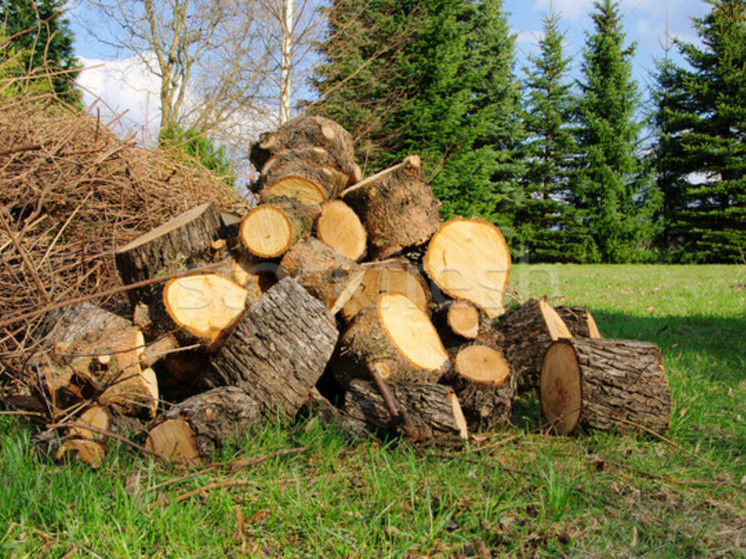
[573,0,659,263]
[517,12,581,261]
[0,0,80,103]
[655,0,746,262]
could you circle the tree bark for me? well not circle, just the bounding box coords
[260,148,351,203]
[34,302,131,349]
[540,338,671,435]
[204,278,338,421]
[555,306,602,338]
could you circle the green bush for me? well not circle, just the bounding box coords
[159,124,236,188]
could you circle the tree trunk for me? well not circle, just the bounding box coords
[343,155,442,260]
[315,199,367,261]
[204,278,338,421]
[423,217,511,318]
[497,299,572,391]
[540,338,671,435]
[344,379,468,443]
[115,202,221,304]
[555,306,602,338]
[239,197,319,258]
[333,293,449,386]
[260,148,351,203]
[145,386,263,465]
[278,237,364,313]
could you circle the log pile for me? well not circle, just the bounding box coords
[8,115,672,468]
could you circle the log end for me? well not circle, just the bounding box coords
[540,341,581,435]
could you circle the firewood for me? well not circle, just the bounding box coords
[315,199,367,261]
[423,217,511,319]
[300,387,370,441]
[144,387,262,465]
[55,439,106,469]
[540,338,671,435]
[278,237,365,313]
[333,293,449,386]
[343,155,442,259]
[35,302,130,349]
[340,259,431,323]
[497,299,572,391]
[115,202,221,304]
[239,197,320,258]
[204,278,339,421]
[68,404,111,440]
[432,300,481,342]
[443,342,515,430]
[260,148,351,203]
[344,379,468,443]
[555,306,602,338]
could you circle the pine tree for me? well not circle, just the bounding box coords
[573,0,659,263]
[0,0,80,103]
[517,12,581,262]
[655,0,746,262]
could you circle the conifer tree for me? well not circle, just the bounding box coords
[573,0,659,262]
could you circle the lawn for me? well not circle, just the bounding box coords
[1,264,744,557]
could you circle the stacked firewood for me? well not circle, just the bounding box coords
[26,116,672,468]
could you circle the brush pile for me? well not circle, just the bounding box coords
[1,109,673,469]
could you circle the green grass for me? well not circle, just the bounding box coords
[2,264,745,557]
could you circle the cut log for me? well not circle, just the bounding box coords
[299,387,370,441]
[239,197,320,258]
[343,155,442,259]
[260,148,351,203]
[69,404,111,440]
[316,199,367,261]
[55,439,106,469]
[115,202,221,304]
[424,217,511,318]
[333,293,449,386]
[540,338,671,435]
[432,300,481,342]
[34,302,130,349]
[555,306,602,338]
[340,259,431,323]
[249,115,361,183]
[277,237,365,313]
[497,299,572,391]
[144,387,262,465]
[443,342,514,430]
[204,278,339,421]
[344,379,468,443]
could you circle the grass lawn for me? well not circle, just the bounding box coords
[1,264,744,557]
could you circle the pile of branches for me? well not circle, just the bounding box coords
[0,92,245,383]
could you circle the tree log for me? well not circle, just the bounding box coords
[278,237,364,313]
[260,148,351,203]
[34,302,130,349]
[333,293,449,386]
[204,278,338,421]
[343,155,442,259]
[299,387,370,441]
[145,387,263,465]
[540,338,671,435]
[432,300,481,342]
[239,197,320,258]
[423,217,511,318]
[315,199,367,261]
[115,202,221,304]
[497,299,572,391]
[555,306,602,338]
[344,379,468,443]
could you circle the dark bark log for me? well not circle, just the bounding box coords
[299,387,370,441]
[259,148,351,203]
[34,302,130,349]
[541,338,671,436]
[555,306,602,338]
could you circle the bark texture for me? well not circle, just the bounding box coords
[555,306,602,338]
[260,148,351,203]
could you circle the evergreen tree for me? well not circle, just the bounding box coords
[517,12,582,261]
[0,0,80,103]
[655,0,746,262]
[573,0,659,263]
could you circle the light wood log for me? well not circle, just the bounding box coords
[423,217,511,318]
[260,148,351,203]
[316,199,367,261]
[432,300,481,342]
[343,155,442,259]
[540,338,671,435]
[35,302,130,349]
[239,197,320,258]
[204,278,339,421]
[555,306,602,338]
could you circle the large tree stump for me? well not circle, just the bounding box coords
[204,278,338,421]
[145,387,262,465]
[423,217,511,318]
[239,197,319,258]
[343,155,442,259]
[540,338,671,435]
[497,299,572,391]
[340,259,431,323]
[278,237,364,313]
[259,148,352,203]
[333,293,449,386]
[115,202,221,304]
[344,379,468,443]
[315,199,367,261]
[555,306,602,338]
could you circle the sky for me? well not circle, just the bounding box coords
[67,0,712,141]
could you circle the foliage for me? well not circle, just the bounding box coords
[572,0,660,263]
[0,0,80,103]
[652,0,746,262]
[159,123,237,188]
